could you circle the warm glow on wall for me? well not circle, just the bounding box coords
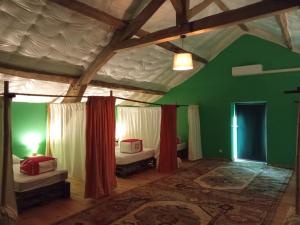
[116,123,126,141]
[173,53,193,71]
[22,132,42,155]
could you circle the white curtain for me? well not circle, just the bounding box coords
[117,107,161,154]
[48,103,86,181]
[0,97,18,224]
[188,105,203,160]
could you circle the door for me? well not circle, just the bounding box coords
[236,103,267,162]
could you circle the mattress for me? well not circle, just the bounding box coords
[177,143,187,151]
[115,147,155,165]
[13,164,68,192]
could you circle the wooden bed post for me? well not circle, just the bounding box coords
[296,97,300,215]
[1,81,10,206]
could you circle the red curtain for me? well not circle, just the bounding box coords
[85,96,117,199]
[158,105,177,173]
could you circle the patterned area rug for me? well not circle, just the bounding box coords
[194,166,260,190]
[54,160,292,225]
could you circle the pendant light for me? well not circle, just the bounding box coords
[172,34,193,71]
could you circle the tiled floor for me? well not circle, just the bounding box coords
[18,161,296,225]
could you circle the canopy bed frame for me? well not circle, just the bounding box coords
[16,181,70,212]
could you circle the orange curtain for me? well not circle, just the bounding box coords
[158,105,177,173]
[85,96,116,199]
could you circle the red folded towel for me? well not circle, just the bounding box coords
[20,156,57,176]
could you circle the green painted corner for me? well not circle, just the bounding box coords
[157,34,300,167]
[11,102,48,158]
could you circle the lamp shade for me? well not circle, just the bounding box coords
[173,53,193,71]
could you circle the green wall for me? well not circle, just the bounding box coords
[158,34,300,167]
[11,103,48,158]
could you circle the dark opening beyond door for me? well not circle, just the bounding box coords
[235,103,267,162]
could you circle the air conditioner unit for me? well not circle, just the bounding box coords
[232,64,263,76]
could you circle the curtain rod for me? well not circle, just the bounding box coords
[0,92,188,107]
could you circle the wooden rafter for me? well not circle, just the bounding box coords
[214,0,249,32]
[49,0,206,64]
[170,0,184,14]
[187,0,214,20]
[49,0,124,29]
[115,0,300,51]
[0,64,166,95]
[170,0,188,24]
[119,0,166,40]
[158,42,208,64]
[275,13,293,49]
[63,0,166,102]
[136,29,208,64]
[79,0,165,86]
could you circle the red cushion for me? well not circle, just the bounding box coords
[20,156,56,176]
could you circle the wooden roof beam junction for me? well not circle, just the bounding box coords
[78,0,166,86]
[0,64,166,95]
[63,0,166,102]
[115,0,300,51]
[49,0,125,29]
[275,13,293,49]
[187,0,214,20]
[170,0,184,15]
[214,0,250,32]
[118,0,166,41]
[170,0,188,24]
[50,0,207,64]
[129,27,208,64]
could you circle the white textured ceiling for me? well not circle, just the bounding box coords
[0,0,299,104]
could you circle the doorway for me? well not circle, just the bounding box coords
[232,103,267,162]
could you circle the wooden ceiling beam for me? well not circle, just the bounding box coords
[119,0,166,40]
[0,64,166,95]
[170,0,188,24]
[64,0,166,102]
[275,13,293,49]
[157,42,208,64]
[137,29,208,64]
[90,80,166,95]
[50,0,206,63]
[79,0,166,86]
[214,0,249,32]
[0,64,73,84]
[170,0,184,15]
[49,0,125,29]
[187,0,214,20]
[115,0,300,51]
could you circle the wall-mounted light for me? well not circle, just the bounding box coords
[173,35,193,71]
[22,132,41,156]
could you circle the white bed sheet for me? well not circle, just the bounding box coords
[115,143,187,165]
[13,164,68,192]
[115,147,155,165]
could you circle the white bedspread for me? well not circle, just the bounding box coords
[115,143,187,165]
[115,147,155,165]
[13,164,68,192]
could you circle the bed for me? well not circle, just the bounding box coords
[115,147,156,177]
[13,163,70,212]
[115,143,188,177]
